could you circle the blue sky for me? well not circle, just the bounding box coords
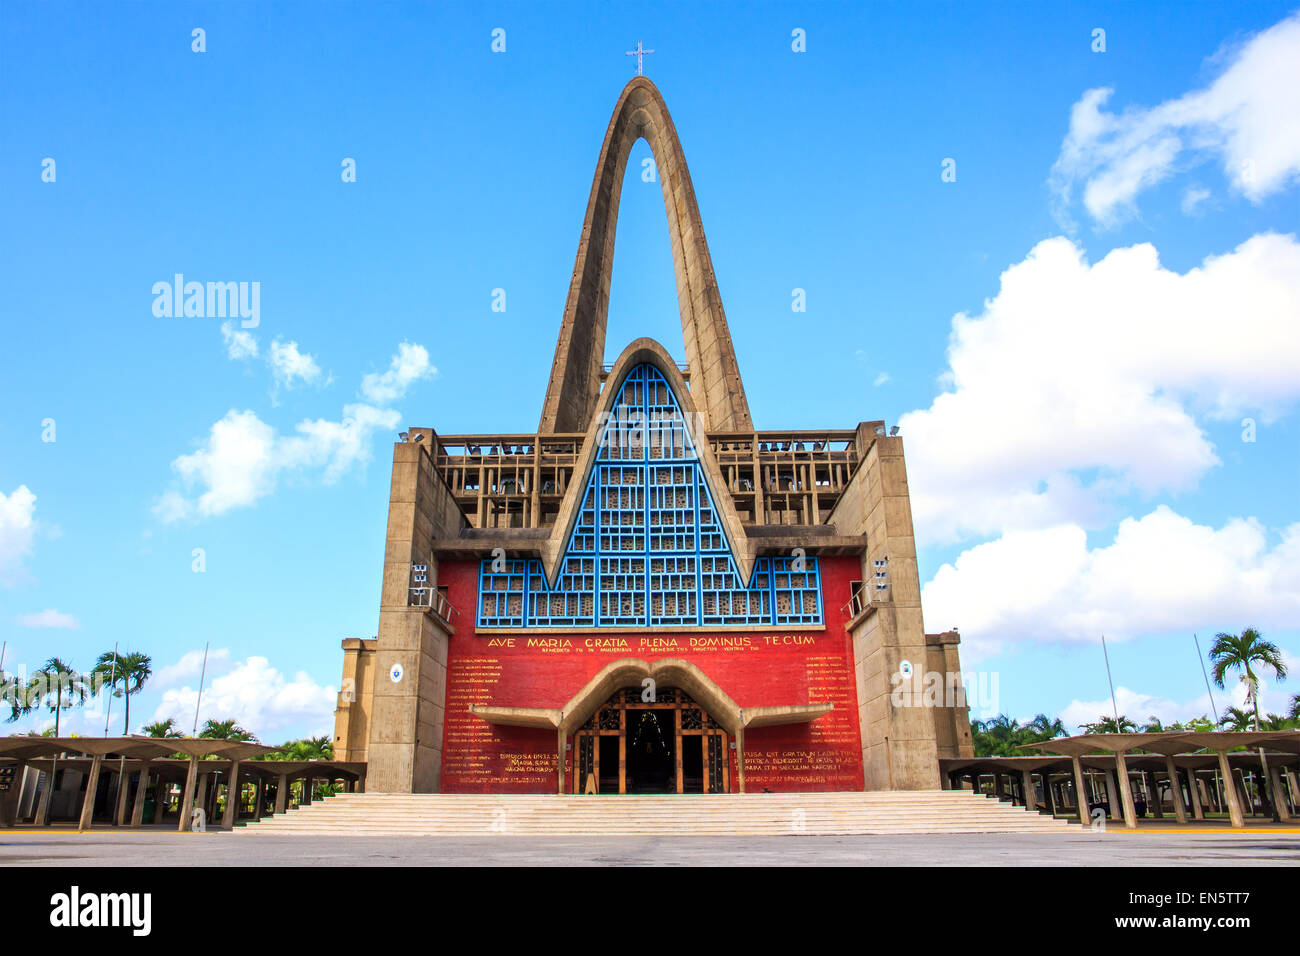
[2,1,1298,741]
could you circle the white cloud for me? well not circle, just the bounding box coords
[152,655,336,739]
[1051,11,1300,227]
[873,372,891,387]
[268,338,322,390]
[220,320,259,360]
[1180,185,1211,216]
[0,485,37,586]
[153,646,233,688]
[900,233,1300,544]
[923,506,1300,658]
[14,609,80,629]
[155,403,400,521]
[360,342,436,404]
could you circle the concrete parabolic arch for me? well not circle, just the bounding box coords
[539,76,753,435]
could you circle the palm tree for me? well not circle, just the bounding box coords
[1,668,30,724]
[1080,714,1137,734]
[1142,716,1166,732]
[1025,714,1068,739]
[27,658,90,736]
[198,718,257,742]
[269,735,333,761]
[1289,694,1299,720]
[1209,628,1287,730]
[1217,706,1254,732]
[91,651,152,735]
[143,718,183,738]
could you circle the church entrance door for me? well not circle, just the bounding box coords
[572,687,730,794]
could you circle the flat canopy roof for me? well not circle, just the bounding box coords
[0,735,282,761]
[1016,729,1300,756]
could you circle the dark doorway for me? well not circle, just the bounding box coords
[625,710,674,793]
[598,736,619,794]
[682,735,703,793]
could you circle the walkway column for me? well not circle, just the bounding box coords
[1020,770,1036,811]
[1145,771,1163,819]
[1113,753,1138,829]
[221,760,242,830]
[1186,769,1203,820]
[35,758,57,826]
[178,756,199,832]
[153,781,167,824]
[77,754,104,832]
[1215,751,1245,828]
[1163,757,1187,824]
[113,764,132,826]
[1071,757,1091,823]
[302,774,313,805]
[1287,770,1300,814]
[1267,766,1291,822]
[994,773,1004,798]
[130,764,151,827]
[253,777,264,820]
[1104,768,1122,821]
[274,774,289,814]
[195,772,210,826]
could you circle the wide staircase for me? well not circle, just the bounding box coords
[235,791,1076,836]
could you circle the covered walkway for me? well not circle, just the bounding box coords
[0,737,365,832]
[941,730,1300,829]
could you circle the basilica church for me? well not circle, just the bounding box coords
[332,76,973,795]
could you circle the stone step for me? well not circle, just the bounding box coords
[235,791,1076,836]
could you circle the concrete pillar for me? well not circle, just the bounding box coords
[302,774,313,805]
[274,774,289,814]
[1163,757,1187,824]
[1071,757,1091,823]
[1267,766,1291,822]
[113,764,132,826]
[77,754,104,832]
[178,756,199,833]
[35,759,56,826]
[1104,768,1122,821]
[221,760,242,830]
[1145,771,1163,819]
[1216,752,1245,828]
[194,772,210,827]
[130,764,150,827]
[1186,769,1203,820]
[1287,770,1300,814]
[1041,773,1055,814]
[993,773,1004,798]
[1234,769,1253,817]
[940,772,952,790]
[1114,753,1138,829]
[1020,770,1036,811]
[152,780,167,824]
[254,777,264,820]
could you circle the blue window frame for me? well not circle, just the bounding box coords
[476,364,822,628]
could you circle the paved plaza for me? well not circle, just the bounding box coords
[2,827,1298,866]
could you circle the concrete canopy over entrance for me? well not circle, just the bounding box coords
[469,657,833,793]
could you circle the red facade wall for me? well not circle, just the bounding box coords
[438,555,864,793]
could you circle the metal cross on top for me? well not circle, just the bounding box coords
[625,40,655,76]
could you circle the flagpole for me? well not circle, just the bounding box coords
[192,643,209,737]
[1101,634,1121,731]
[1193,633,1219,723]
